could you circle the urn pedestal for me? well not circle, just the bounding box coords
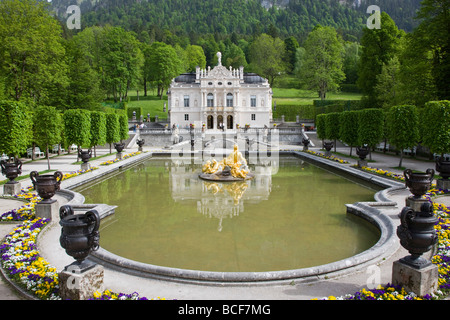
[58,205,103,300]
[137,139,145,152]
[392,261,438,297]
[323,142,333,157]
[392,179,439,297]
[436,158,450,190]
[78,149,92,171]
[302,138,310,151]
[1,159,23,195]
[114,143,125,160]
[356,146,369,168]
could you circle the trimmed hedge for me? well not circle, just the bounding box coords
[273,105,315,121]
[127,106,143,120]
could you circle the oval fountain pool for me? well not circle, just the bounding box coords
[74,155,382,276]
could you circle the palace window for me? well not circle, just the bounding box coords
[251,96,257,107]
[251,114,256,121]
[226,93,233,107]
[184,114,189,121]
[207,93,214,107]
[184,95,190,107]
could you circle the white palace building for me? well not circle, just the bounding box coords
[168,52,273,131]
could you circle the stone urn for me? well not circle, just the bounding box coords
[114,143,125,153]
[137,139,145,152]
[30,171,63,203]
[59,205,100,271]
[404,168,435,199]
[397,202,438,269]
[323,141,333,152]
[78,148,92,164]
[302,138,310,150]
[356,145,370,160]
[1,159,22,184]
[436,157,450,180]
[137,139,145,148]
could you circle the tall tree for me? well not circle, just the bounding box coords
[63,109,91,150]
[386,105,419,168]
[0,0,68,105]
[147,42,182,99]
[33,106,62,170]
[89,111,107,157]
[64,38,104,111]
[357,12,403,108]
[298,26,345,100]
[414,0,450,100]
[357,109,384,160]
[339,111,359,156]
[105,113,120,153]
[0,101,32,160]
[248,33,286,87]
[100,26,144,102]
[374,57,402,109]
[284,36,299,74]
[185,45,207,72]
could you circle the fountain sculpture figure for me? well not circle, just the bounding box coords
[200,144,254,181]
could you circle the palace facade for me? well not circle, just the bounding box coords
[168,52,273,130]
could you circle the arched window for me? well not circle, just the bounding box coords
[207,93,214,107]
[226,93,233,107]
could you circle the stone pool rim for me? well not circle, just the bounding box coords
[63,150,404,285]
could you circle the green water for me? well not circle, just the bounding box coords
[75,156,381,272]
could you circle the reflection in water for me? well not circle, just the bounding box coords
[171,156,273,232]
[199,181,249,232]
[76,156,381,272]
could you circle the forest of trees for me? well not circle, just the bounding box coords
[0,0,447,111]
[48,0,423,42]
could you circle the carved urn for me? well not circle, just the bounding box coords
[114,143,125,153]
[1,159,22,184]
[78,148,92,164]
[59,205,100,271]
[436,157,450,180]
[356,145,370,160]
[404,168,435,199]
[397,202,438,269]
[136,139,145,148]
[30,171,63,203]
[302,138,310,149]
[323,141,333,152]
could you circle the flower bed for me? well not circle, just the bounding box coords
[356,165,405,182]
[0,218,60,300]
[99,151,142,166]
[318,188,450,300]
[303,150,350,164]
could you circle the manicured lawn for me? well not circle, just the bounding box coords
[272,88,362,106]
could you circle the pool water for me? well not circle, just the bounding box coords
[75,156,381,272]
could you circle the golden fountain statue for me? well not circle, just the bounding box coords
[200,144,254,181]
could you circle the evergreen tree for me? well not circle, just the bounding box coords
[357,12,403,108]
[33,106,62,170]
